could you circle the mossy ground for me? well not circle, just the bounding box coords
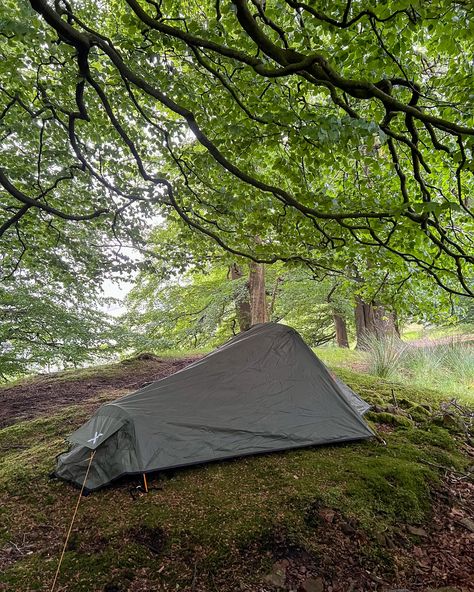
[0,363,472,592]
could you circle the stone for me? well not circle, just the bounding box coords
[341,522,357,536]
[264,561,287,588]
[318,508,335,524]
[300,576,324,592]
[433,413,465,433]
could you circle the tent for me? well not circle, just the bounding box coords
[54,323,373,491]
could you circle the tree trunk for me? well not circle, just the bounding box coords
[249,261,268,325]
[355,297,398,349]
[333,313,349,348]
[229,263,252,331]
[268,276,283,320]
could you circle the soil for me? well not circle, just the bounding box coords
[0,355,200,429]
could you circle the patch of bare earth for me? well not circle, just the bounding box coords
[0,354,200,428]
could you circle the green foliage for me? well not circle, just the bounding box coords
[126,264,241,349]
[0,0,473,304]
[0,279,125,379]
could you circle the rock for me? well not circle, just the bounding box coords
[264,561,287,588]
[365,411,413,427]
[299,576,324,592]
[398,397,417,409]
[432,413,465,433]
[407,525,428,537]
[458,516,474,533]
[318,508,335,524]
[386,534,396,549]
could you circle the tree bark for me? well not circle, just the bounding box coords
[355,297,398,349]
[249,261,268,325]
[229,263,252,331]
[268,276,283,320]
[333,313,349,348]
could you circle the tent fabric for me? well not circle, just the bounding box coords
[333,375,371,416]
[55,323,374,491]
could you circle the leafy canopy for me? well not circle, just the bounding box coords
[0,0,473,299]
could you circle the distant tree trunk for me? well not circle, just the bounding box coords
[249,261,268,325]
[229,263,252,331]
[268,276,284,320]
[355,297,398,349]
[333,313,349,348]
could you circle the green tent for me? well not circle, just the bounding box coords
[54,323,373,491]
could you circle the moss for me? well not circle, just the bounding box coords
[343,452,433,522]
[366,411,414,427]
[431,413,467,433]
[335,367,462,407]
[406,425,457,451]
[406,404,432,423]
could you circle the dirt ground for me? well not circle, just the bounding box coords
[0,354,199,428]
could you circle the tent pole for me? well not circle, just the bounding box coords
[143,473,148,493]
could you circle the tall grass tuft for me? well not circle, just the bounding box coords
[404,340,474,397]
[362,333,406,380]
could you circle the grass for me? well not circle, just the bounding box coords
[1,365,472,592]
[401,322,474,342]
[313,346,366,368]
[316,325,474,405]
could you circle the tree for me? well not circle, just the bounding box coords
[354,297,399,349]
[0,0,472,300]
[0,278,122,378]
[228,263,252,331]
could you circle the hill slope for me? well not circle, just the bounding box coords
[0,356,473,592]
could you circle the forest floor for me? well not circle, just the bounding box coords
[1,355,473,592]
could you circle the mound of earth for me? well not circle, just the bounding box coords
[0,355,200,428]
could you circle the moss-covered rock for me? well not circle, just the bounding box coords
[431,413,466,433]
[365,411,414,427]
[406,404,432,422]
[1,359,473,592]
[405,426,457,451]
